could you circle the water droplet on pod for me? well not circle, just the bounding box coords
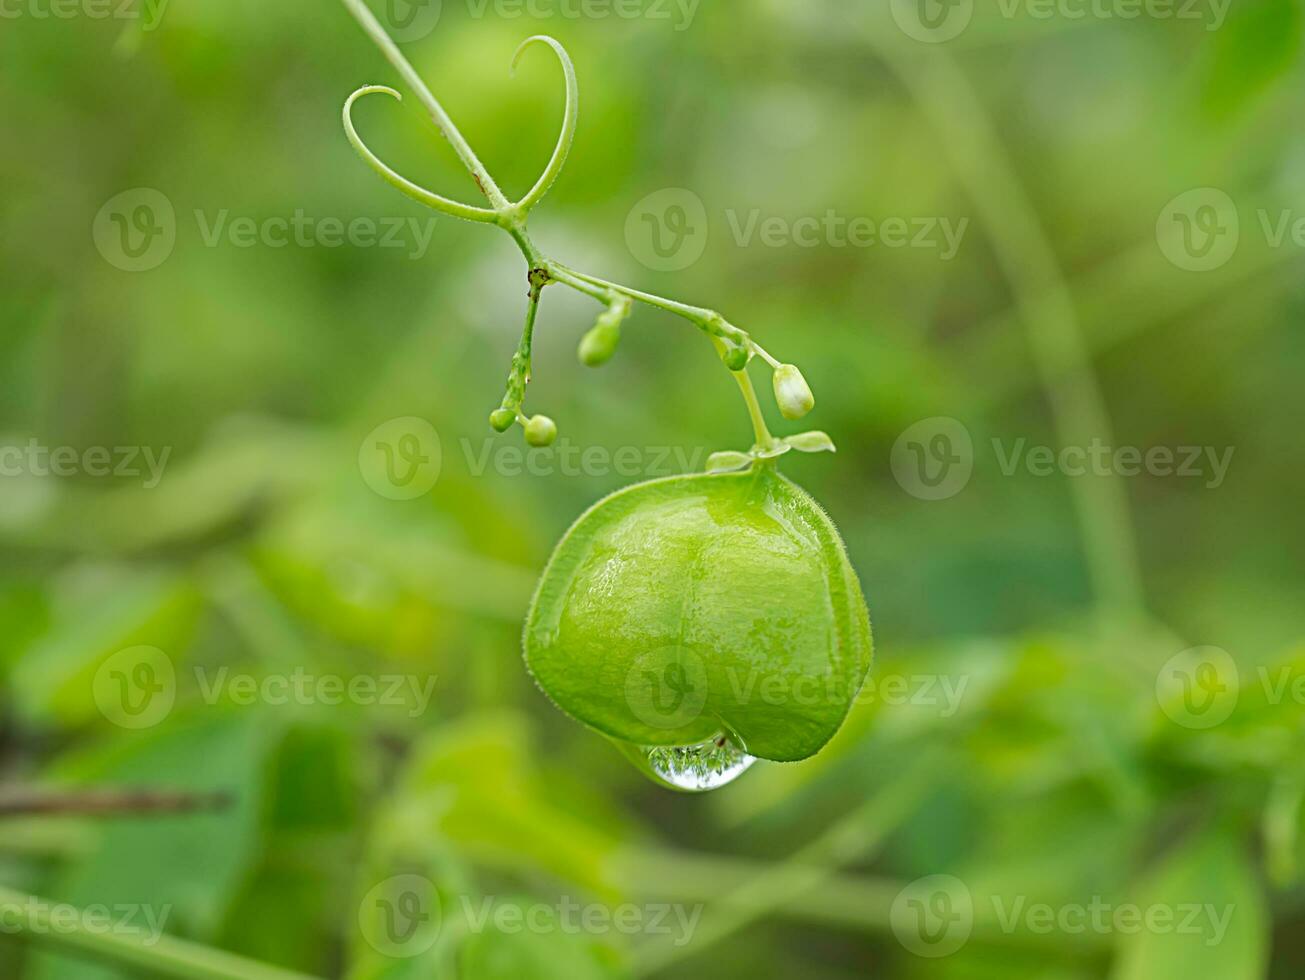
[617,734,757,792]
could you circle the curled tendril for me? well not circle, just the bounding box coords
[336,2,813,458]
[510,35,578,212]
[342,85,499,224]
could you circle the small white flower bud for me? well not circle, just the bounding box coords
[773,364,815,420]
[524,415,558,447]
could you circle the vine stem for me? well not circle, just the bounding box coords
[716,342,776,450]
[0,788,230,817]
[337,0,772,442]
[338,0,508,209]
[0,885,316,980]
[503,273,545,418]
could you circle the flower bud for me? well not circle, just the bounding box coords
[524,414,558,447]
[578,320,621,367]
[772,363,815,420]
[489,408,516,432]
[721,344,750,372]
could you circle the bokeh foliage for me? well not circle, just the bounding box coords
[1,1,1303,977]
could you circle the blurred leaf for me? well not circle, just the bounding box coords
[10,568,200,728]
[1200,0,1300,121]
[27,711,281,979]
[1111,828,1267,980]
[218,724,364,974]
[385,714,626,898]
[458,897,625,980]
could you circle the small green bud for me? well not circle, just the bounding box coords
[524,414,558,447]
[579,321,621,367]
[722,344,750,372]
[773,364,815,420]
[490,408,516,432]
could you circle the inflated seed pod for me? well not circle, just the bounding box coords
[523,467,872,789]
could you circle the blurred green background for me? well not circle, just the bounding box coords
[1,0,1303,977]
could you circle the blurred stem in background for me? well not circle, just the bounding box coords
[0,886,318,980]
[867,34,1147,632]
[627,746,945,974]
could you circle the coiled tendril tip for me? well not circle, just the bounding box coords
[337,0,820,465]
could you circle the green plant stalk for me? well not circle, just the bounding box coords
[337,0,768,438]
[867,36,1145,627]
[340,0,507,210]
[0,885,318,980]
[716,342,777,450]
[501,272,545,417]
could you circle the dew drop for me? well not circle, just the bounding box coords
[618,734,757,792]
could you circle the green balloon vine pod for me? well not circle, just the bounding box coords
[526,469,872,790]
[337,0,873,790]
